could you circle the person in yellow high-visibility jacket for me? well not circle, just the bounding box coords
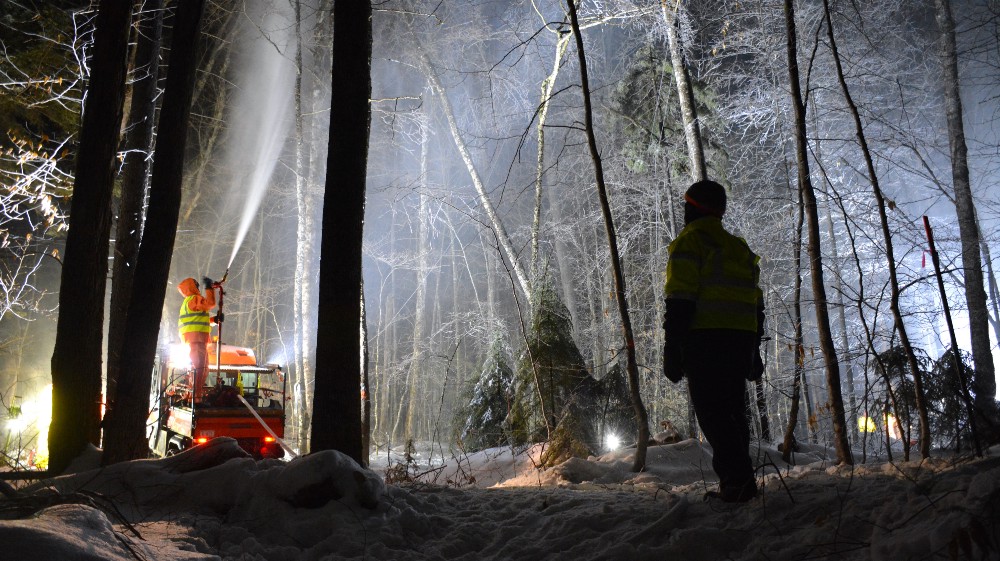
[663,180,765,503]
[177,277,217,403]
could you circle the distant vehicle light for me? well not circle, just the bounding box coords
[264,436,275,443]
[195,437,209,444]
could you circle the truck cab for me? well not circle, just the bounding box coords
[149,342,287,459]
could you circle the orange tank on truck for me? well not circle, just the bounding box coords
[148,342,288,459]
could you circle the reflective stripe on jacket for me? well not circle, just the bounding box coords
[664,217,762,333]
[178,295,211,337]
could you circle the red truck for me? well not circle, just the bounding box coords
[148,342,287,459]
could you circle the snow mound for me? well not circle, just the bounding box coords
[2,439,998,561]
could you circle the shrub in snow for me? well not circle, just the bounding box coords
[509,276,600,466]
[456,337,515,452]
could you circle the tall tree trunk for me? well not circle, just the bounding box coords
[101,0,207,466]
[782,169,806,463]
[531,32,572,278]
[783,0,852,465]
[567,0,649,472]
[48,0,134,475]
[980,227,1000,344]
[107,0,164,405]
[405,121,430,441]
[934,0,997,422]
[421,52,532,306]
[833,185,880,461]
[823,197,858,447]
[659,0,705,181]
[822,0,929,458]
[310,0,371,463]
[361,279,371,466]
[292,0,318,454]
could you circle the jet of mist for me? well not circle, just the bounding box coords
[226,7,296,270]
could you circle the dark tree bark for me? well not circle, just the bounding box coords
[107,0,164,407]
[101,0,207,466]
[783,0,852,465]
[310,0,371,463]
[934,0,997,422]
[567,0,649,472]
[47,0,135,476]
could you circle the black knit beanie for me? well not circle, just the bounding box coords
[684,180,727,218]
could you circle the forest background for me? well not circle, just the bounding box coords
[1,0,998,473]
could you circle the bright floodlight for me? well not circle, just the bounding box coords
[169,343,193,368]
[607,433,621,451]
[5,415,27,433]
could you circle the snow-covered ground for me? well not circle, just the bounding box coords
[2,437,999,560]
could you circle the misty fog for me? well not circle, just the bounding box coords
[1,0,998,463]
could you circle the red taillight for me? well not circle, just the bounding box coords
[195,437,209,444]
[264,436,275,443]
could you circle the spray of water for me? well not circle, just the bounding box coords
[226,6,296,270]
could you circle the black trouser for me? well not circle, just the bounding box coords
[683,329,757,495]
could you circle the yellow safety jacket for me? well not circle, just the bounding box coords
[178,295,212,338]
[664,217,762,333]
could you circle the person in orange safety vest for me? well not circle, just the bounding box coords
[177,277,218,403]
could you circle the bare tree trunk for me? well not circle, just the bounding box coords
[531,32,572,278]
[568,0,649,472]
[783,0,852,464]
[361,279,371,466]
[981,229,1000,344]
[389,217,408,444]
[783,171,806,464]
[48,0,134,475]
[822,0,929,458]
[310,0,370,463]
[421,53,532,306]
[659,1,705,181]
[822,197,858,447]
[405,121,430,441]
[933,0,996,421]
[291,0,309,454]
[832,185,882,461]
[107,0,163,405]
[102,0,207,466]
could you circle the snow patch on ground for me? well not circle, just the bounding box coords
[2,438,999,560]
